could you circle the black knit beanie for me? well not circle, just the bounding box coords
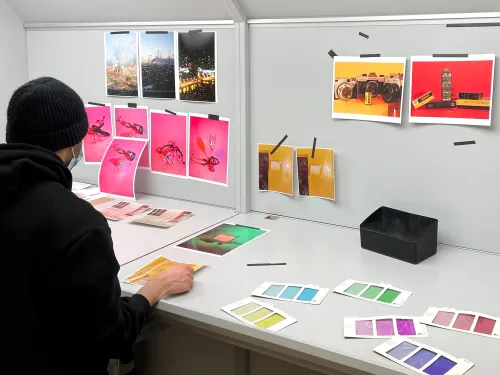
[6,77,88,152]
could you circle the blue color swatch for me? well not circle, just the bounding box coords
[387,342,418,360]
[423,357,457,375]
[296,288,319,302]
[263,285,285,297]
[279,286,302,300]
[404,349,437,369]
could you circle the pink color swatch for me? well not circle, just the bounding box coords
[432,311,455,327]
[188,114,229,185]
[376,319,395,336]
[114,106,150,168]
[473,316,496,335]
[83,105,113,163]
[98,137,148,199]
[452,313,475,331]
[150,111,187,177]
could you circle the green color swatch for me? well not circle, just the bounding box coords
[377,289,401,304]
[360,286,384,300]
[255,314,286,329]
[232,302,260,316]
[344,283,368,296]
[243,308,273,322]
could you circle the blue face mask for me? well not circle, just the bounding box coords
[68,146,83,171]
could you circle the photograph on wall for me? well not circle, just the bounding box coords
[188,114,229,186]
[409,55,495,126]
[140,31,176,99]
[150,111,187,178]
[332,56,406,124]
[258,144,294,196]
[105,32,139,97]
[296,148,335,201]
[83,104,113,164]
[114,105,150,168]
[98,137,148,200]
[175,222,269,256]
[178,31,217,102]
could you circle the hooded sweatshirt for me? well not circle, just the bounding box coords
[0,143,150,374]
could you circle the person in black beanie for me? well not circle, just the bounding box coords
[0,77,194,375]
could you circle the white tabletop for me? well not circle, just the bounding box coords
[119,212,500,375]
[109,193,236,265]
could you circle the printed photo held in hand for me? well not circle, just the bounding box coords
[150,111,187,178]
[98,137,148,199]
[296,147,335,200]
[188,114,229,186]
[258,144,294,196]
[83,104,113,164]
[114,105,150,168]
[105,32,139,97]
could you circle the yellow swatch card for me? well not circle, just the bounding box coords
[296,148,335,200]
[258,144,294,196]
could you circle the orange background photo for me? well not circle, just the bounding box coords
[258,144,294,196]
[296,148,335,200]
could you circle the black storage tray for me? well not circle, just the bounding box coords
[360,206,438,264]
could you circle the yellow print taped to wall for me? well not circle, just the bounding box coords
[296,148,335,200]
[258,144,294,196]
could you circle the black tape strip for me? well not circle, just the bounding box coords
[165,109,176,115]
[110,31,129,35]
[359,32,369,39]
[88,102,106,106]
[447,22,500,28]
[127,103,138,108]
[311,137,317,159]
[454,141,476,146]
[189,29,203,33]
[433,54,469,58]
[360,54,381,58]
[328,49,337,58]
[208,114,220,121]
[146,31,168,34]
[270,134,288,155]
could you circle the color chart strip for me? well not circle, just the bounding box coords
[251,282,330,305]
[374,338,474,375]
[222,298,297,332]
[421,307,500,339]
[334,279,413,307]
[344,316,428,338]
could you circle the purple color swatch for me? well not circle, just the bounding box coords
[404,349,437,369]
[397,319,417,336]
[423,356,457,375]
[355,320,374,336]
[387,342,418,360]
[376,319,395,336]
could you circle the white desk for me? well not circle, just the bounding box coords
[120,212,500,375]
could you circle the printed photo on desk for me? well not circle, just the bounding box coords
[105,32,139,97]
[114,105,150,168]
[188,114,229,186]
[175,222,269,256]
[409,55,495,126]
[140,31,177,99]
[131,208,192,228]
[123,256,203,286]
[98,201,150,221]
[258,144,293,196]
[296,147,335,200]
[98,137,148,200]
[150,111,187,178]
[178,31,216,102]
[83,104,113,164]
[332,56,406,124]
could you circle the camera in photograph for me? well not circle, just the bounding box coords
[334,78,358,100]
[381,73,403,103]
[356,73,385,98]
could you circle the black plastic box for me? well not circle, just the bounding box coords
[360,206,438,264]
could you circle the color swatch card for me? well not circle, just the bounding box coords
[344,316,428,338]
[374,337,474,375]
[334,279,412,307]
[222,298,297,332]
[98,201,150,221]
[251,282,330,305]
[123,256,204,286]
[421,307,500,339]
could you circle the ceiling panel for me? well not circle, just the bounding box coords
[6,0,232,23]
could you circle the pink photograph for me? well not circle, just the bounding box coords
[188,114,230,186]
[114,105,150,168]
[98,137,148,199]
[150,111,188,178]
[83,104,113,164]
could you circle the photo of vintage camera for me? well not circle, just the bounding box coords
[356,73,385,98]
[381,73,403,103]
[334,78,358,100]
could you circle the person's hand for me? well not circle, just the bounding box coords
[138,265,195,306]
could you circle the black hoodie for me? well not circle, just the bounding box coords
[0,144,150,374]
